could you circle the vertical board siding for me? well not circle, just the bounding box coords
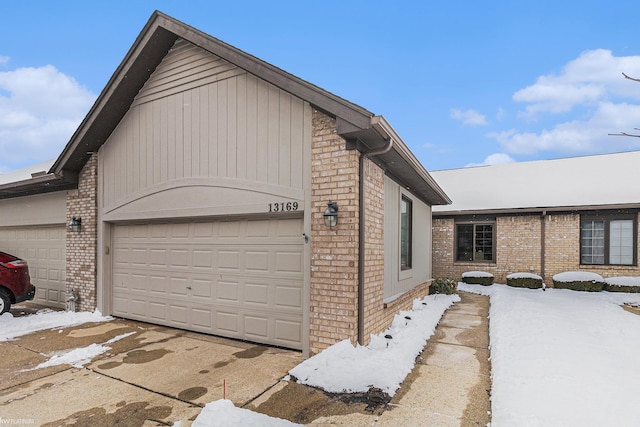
[101,39,308,212]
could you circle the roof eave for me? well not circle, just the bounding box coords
[433,203,640,217]
[51,10,376,177]
[0,172,77,200]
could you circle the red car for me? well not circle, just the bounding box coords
[0,251,36,314]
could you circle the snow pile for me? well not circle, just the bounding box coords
[506,272,542,280]
[604,276,640,287]
[32,332,136,369]
[289,294,459,396]
[0,309,112,341]
[176,399,301,427]
[460,282,640,426]
[552,271,603,283]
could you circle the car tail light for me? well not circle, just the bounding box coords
[0,259,27,269]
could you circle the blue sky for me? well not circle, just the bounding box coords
[2,1,640,173]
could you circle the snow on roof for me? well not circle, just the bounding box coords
[431,151,640,213]
[0,159,56,185]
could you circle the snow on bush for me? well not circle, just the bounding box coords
[552,271,604,292]
[506,272,544,289]
[604,276,640,293]
[506,272,542,280]
[462,271,494,286]
[462,271,494,278]
[552,271,603,283]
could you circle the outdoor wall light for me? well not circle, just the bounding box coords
[323,201,339,228]
[68,216,82,233]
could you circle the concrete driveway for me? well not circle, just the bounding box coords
[0,306,302,426]
[1,292,491,426]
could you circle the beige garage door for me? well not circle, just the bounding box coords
[0,226,66,308]
[112,217,304,349]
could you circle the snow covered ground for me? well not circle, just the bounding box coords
[5,284,640,426]
[0,309,111,341]
[460,282,640,427]
[289,293,460,396]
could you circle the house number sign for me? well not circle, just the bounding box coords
[269,202,299,212]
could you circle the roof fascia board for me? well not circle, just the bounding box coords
[156,13,374,130]
[51,14,175,175]
[370,116,451,205]
[434,203,640,217]
[52,11,375,175]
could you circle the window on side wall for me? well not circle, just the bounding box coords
[400,196,412,270]
[455,221,495,262]
[581,213,637,266]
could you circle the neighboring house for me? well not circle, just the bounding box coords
[0,11,449,356]
[430,151,640,285]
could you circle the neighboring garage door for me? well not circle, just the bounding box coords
[112,217,304,349]
[0,226,66,308]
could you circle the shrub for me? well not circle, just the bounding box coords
[603,277,640,293]
[461,271,494,286]
[430,278,458,295]
[506,273,544,289]
[552,271,604,292]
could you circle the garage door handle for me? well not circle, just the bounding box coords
[186,286,192,290]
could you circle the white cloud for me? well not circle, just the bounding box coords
[450,108,488,126]
[466,152,515,167]
[0,63,95,171]
[490,50,640,157]
[491,102,640,154]
[0,56,9,66]
[513,49,640,117]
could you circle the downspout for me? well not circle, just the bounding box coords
[541,210,547,284]
[358,138,394,345]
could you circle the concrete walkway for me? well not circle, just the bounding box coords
[309,291,491,426]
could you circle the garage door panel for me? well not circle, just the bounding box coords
[0,225,66,308]
[275,319,302,344]
[217,311,239,333]
[112,217,304,349]
[218,281,239,301]
[276,286,302,308]
[245,315,268,339]
[276,251,303,273]
[245,283,268,305]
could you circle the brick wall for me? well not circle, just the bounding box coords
[361,157,385,342]
[543,213,579,283]
[309,110,360,354]
[433,212,640,286]
[65,153,98,312]
[309,111,433,352]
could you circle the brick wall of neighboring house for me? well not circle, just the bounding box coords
[496,215,542,281]
[309,110,360,355]
[543,213,580,283]
[545,212,640,283]
[433,212,640,286]
[432,217,456,280]
[65,153,98,312]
